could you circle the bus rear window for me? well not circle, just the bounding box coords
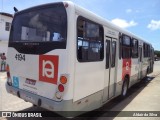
[9,3,67,54]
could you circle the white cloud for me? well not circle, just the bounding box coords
[126,9,132,13]
[111,18,138,28]
[135,10,140,13]
[147,20,160,30]
[126,9,141,14]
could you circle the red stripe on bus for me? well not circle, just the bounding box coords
[39,55,59,84]
[122,59,131,80]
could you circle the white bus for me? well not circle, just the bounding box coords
[6,1,154,117]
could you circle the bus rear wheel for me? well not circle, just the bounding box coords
[121,78,129,98]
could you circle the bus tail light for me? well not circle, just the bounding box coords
[6,64,9,72]
[58,84,64,92]
[6,64,12,86]
[55,74,69,100]
[60,76,67,84]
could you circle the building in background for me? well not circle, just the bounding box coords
[0,12,13,54]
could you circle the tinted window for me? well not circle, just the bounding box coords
[148,45,151,57]
[143,43,150,58]
[9,3,67,54]
[77,17,104,62]
[122,35,131,59]
[111,41,116,67]
[106,40,110,69]
[123,35,131,46]
[132,39,138,58]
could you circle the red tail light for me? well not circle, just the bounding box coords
[55,75,69,100]
[6,64,11,78]
[6,64,10,72]
[6,64,12,86]
[7,72,11,78]
[58,84,64,92]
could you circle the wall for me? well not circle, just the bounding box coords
[0,14,12,41]
[0,41,8,55]
[0,14,12,54]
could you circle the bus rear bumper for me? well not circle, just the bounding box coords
[5,82,74,116]
[5,82,105,117]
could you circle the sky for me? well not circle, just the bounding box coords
[1,0,160,50]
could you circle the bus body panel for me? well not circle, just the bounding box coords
[74,62,105,101]
[60,1,75,100]
[115,59,123,96]
[130,58,139,86]
[6,2,76,102]
[7,48,69,100]
[103,27,119,102]
[6,82,103,116]
[6,1,154,117]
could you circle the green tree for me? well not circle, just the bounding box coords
[154,50,160,57]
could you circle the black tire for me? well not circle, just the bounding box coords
[121,78,129,98]
[32,104,37,107]
[147,67,149,74]
[142,69,148,81]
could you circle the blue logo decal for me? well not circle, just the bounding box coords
[13,76,19,88]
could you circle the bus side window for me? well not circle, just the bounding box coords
[77,16,104,62]
[78,46,82,60]
[132,39,138,58]
[143,43,150,58]
[122,35,131,59]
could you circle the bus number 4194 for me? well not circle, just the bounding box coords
[15,54,25,61]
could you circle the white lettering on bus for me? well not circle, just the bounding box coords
[42,60,54,78]
[126,62,129,71]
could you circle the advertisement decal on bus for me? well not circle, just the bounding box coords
[39,55,59,85]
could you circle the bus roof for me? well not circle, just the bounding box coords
[14,1,152,46]
[70,1,151,45]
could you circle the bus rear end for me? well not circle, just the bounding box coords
[6,2,73,114]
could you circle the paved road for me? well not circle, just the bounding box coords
[0,61,160,120]
[0,72,32,111]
